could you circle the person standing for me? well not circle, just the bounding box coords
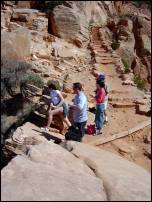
[69,83,88,141]
[94,80,106,135]
[96,72,109,123]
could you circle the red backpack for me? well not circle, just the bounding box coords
[87,124,96,135]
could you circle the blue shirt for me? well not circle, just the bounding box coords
[73,92,88,123]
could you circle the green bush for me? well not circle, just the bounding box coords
[1,56,31,97]
[134,75,145,90]
[111,41,120,50]
[122,59,130,73]
[22,74,44,89]
[47,79,61,90]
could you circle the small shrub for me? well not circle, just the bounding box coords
[134,75,145,90]
[47,79,61,90]
[122,59,130,73]
[22,74,44,88]
[111,41,120,50]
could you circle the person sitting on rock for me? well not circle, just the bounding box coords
[94,80,106,135]
[41,83,71,132]
[68,83,88,141]
[95,72,109,123]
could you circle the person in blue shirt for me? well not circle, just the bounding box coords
[69,82,88,141]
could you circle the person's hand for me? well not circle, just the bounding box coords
[50,103,57,109]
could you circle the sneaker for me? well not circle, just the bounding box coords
[40,127,49,132]
[105,116,108,122]
[94,130,102,136]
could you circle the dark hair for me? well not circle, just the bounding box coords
[48,83,57,90]
[73,82,83,91]
[96,80,105,88]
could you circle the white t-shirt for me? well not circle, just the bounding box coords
[50,90,61,106]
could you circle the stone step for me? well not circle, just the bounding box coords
[93,49,107,53]
[95,58,116,64]
[110,102,136,108]
[92,44,102,47]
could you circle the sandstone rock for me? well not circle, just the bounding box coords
[11,8,38,25]
[137,104,150,115]
[111,102,136,108]
[122,79,135,86]
[15,1,32,9]
[65,141,151,201]
[8,21,23,31]
[1,10,12,29]
[118,18,133,32]
[143,145,151,159]
[141,34,151,54]
[31,17,48,32]
[1,27,31,60]
[50,2,109,46]
[1,142,107,201]
[63,84,73,94]
[112,139,137,155]
[143,132,151,144]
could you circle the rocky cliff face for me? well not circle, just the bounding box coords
[50,1,124,46]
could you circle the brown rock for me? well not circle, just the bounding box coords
[144,145,151,159]
[1,27,31,60]
[63,84,73,94]
[137,104,150,115]
[111,102,136,108]
[31,17,48,32]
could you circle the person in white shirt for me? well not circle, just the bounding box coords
[41,83,71,132]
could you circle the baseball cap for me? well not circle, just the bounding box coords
[98,73,105,81]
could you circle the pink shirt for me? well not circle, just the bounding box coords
[95,88,105,104]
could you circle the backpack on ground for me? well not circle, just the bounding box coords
[65,126,82,142]
[87,124,96,135]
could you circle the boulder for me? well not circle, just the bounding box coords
[1,27,31,60]
[31,17,48,32]
[11,9,39,27]
[65,141,151,201]
[137,104,150,116]
[1,142,107,201]
[141,34,151,54]
[50,1,109,46]
[1,10,12,29]
[8,21,23,31]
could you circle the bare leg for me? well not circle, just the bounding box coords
[46,108,63,128]
[63,117,72,128]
